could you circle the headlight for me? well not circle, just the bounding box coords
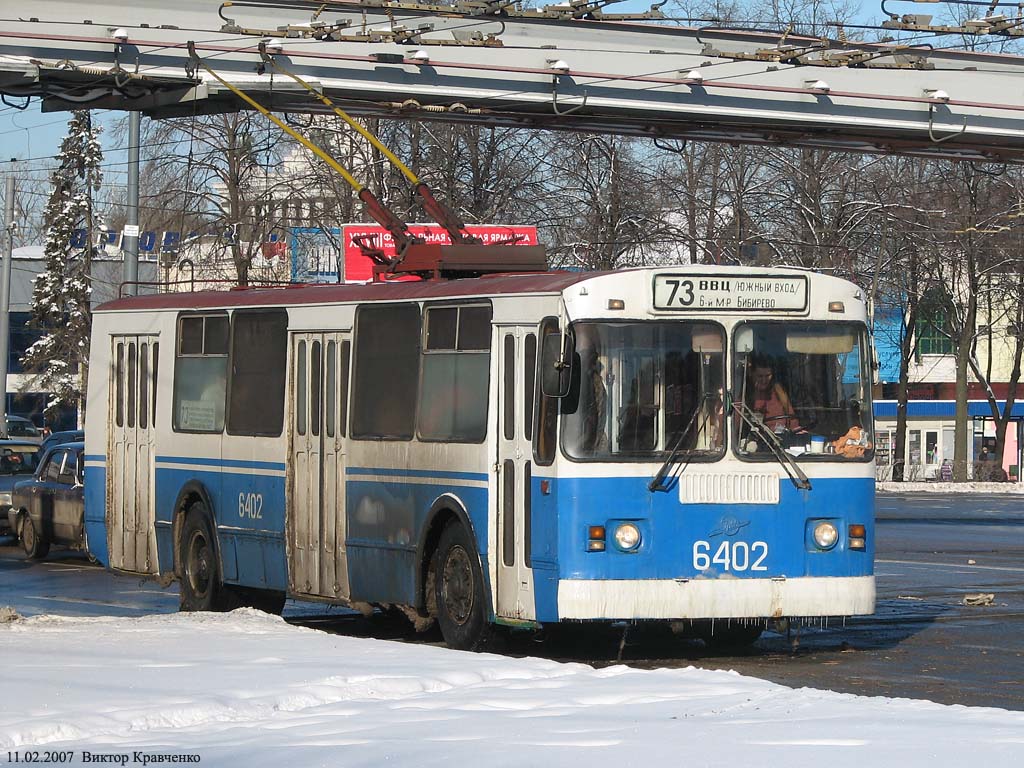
[0,492,12,507]
[813,521,839,550]
[613,523,641,551]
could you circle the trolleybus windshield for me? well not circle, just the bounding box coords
[733,321,873,461]
[561,322,725,461]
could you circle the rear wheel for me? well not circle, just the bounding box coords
[21,516,49,561]
[434,523,490,651]
[179,504,230,612]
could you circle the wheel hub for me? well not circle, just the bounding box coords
[187,531,212,599]
[441,544,475,626]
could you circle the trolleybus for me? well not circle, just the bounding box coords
[85,264,875,649]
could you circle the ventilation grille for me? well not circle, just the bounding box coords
[679,473,780,505]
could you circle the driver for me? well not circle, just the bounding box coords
[749,359,801,432]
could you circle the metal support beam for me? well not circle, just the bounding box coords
[5,2,1024,161]
[123,110,140,295]
[0,176,14,438]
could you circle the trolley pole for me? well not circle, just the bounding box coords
[0,175,15,438]
[123,110,141,295]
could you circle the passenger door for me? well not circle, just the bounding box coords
[288,332,352,600]
[35,449,64,540]
[494,325,537,620]
[108,336,159,574]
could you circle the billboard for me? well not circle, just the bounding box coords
[290,224,540,283]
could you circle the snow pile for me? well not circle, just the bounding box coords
[1,611,1022,766]
[878,481,1024,494]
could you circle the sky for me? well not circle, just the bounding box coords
[1,608,1022,765]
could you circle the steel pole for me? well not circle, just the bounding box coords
[0,175,15,438]
[123,110,140,295]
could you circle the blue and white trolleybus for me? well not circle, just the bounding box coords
[85,264,875,649]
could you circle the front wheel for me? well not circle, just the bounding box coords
[434,523,490,651]
[21,516,49,561]
[21,514,49,561]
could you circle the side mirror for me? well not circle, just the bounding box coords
[541,332,574,398]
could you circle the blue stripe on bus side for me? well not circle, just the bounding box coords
[154,466,288,591]
[345,478,489,609]
[347,466,488,482]
[83,454,106,463]
[148,462,489,608]
[156,456,287,472]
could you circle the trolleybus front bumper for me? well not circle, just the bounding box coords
[556,574,875,620]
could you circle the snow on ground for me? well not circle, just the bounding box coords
[877,481,1024,494]
[1,610,1022,766]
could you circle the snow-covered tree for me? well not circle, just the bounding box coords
[21,111,103,420]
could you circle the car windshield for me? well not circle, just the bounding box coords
[561,322,726,461]
[0,446,41,475]
[7,421,39,437]
[733,321,873,461]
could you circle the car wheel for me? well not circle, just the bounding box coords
[178,503,231,612]
[22,516,49,561]
[434,522,490,651]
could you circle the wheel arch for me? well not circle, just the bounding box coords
[170,480,219,578]
[415,493,487,616]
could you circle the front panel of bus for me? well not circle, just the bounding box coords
[531,268,875,623]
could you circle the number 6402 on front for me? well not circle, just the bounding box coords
[693,540,768,572]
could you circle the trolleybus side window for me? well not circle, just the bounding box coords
[115,342,124,428]
[560,322,725,462]
[173,313,229,433]
[151,342,159,425]
[326,341,337,438]
[352,303,420,440]
[139,343,149,430]
[227,310,288,436]
[503,334,515,441]
[339,340,350,437]
[417,303,492,443]
[534,317,560,466]
[524,333,537,442]
[127,342,137,429]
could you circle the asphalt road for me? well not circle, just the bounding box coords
[1,492,1022,710]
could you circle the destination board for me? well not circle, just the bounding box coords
[653,274,809,312]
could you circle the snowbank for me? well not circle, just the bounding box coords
[1,610,1022,766]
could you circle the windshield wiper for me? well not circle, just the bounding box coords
[733,401,812,491]
[649,394,711,493]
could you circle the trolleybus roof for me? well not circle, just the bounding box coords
[98,270,604,313]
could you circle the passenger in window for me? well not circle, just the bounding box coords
[747,356,801,432]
